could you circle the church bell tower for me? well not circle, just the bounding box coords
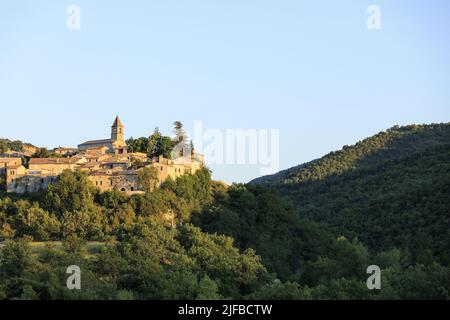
[111,116,124,141]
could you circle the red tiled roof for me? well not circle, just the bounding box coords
[79,139,113,146]
[7,164,23,169]
[29,158,79,165]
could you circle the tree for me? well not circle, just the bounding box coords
[247,281,312,300]
[147,127,162,157]
[16,207,61,241]
[32,148,62,158]
[0,239,33,279]
[163,168,213,213]
[126,137,149,153]
[172,121,190,159]
[155,136,177,159]
[137,167,159,193]
[45,170,95,216]
[7,140,26,152]
[0,176,6,192]
[173,121,186,143]
[177,224,269,298]
[0,140,8,154]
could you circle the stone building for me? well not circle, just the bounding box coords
[78,116,128,154]
[6,157,87,193]
[88,169,140,193]
[28,157,87,175]
[0,157,22,175]
[149,154,204,184]
[6,165,57,194]
[127,152,148,163]
[53,147,78,156]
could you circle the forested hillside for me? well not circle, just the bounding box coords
[250,123,450,266]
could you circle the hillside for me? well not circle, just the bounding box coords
[252,123,450,185]
[0,138,36,154]
[250,123,450,265]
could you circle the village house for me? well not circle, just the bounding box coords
[53,147,78,156]
[149,154,204,185]
[6,164,57,194]
[88,169,140,193]
[99,155,130,170]
[127,152,148,163]
[0,157,22,175]
[6,157,88,193]
[28,157,87,175]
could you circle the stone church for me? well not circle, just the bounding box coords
[78,116,128,154]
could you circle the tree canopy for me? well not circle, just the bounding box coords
[1,123,449,300]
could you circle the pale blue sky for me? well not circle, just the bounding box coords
[1,0,449,183]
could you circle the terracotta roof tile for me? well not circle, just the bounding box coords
[29,158,79,165]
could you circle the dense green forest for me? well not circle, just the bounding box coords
[250,124,450,261]
[1,123,450,300]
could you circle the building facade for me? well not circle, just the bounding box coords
[78,116,127,154]
[0,157,22,175]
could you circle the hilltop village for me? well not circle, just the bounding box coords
[0,117,204,194]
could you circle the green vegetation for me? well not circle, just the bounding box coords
[251,123,450,261]
[1,123,449,300]
[137,167,159,192]
[127,122,190,159]
[31,148,62,158]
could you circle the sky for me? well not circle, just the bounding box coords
[1,0,449,183]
